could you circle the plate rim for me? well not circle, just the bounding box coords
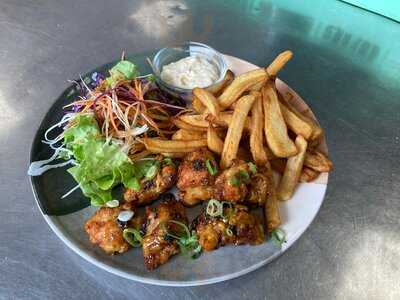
[29,54,328,286]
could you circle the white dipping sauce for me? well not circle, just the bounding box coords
[160,56,219,89]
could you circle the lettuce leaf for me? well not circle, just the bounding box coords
[63,114,147,206]
[106,60,139,87]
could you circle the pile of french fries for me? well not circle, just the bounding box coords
[141,50,333,232]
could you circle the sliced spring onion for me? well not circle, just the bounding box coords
[206,199,223,217]
[105,199,120,208]
[145,162,160,179]
[162,220,190,240]
[205,159,218,176]
[225,228,233,237]
[161,221,202,259]
[163,157,174,167]
[248,162,257,174]
[118,210,134,222]
[206,199,233,220]
[123,228,142,247]
[229,175,240,186]
[271,228,286,247]
[221,201,233,220]
[238,170,250,183]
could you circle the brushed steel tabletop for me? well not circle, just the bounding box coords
[1,0,399,299]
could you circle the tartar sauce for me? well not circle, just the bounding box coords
[160,56,219,89]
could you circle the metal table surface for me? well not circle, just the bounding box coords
[1,0,399,299]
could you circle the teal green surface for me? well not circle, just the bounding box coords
[229,0,400,89]
[341,0,400,22]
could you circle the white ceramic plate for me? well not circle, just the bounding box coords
[31,55,329,286]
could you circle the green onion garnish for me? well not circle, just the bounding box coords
[238,170,250,183]
[123,228,143,247]
[163,157,175,167]
[225,228,233,237]
[229,175,240,186]
[248,162,257,174]
[206,199,223,217]
[205,159,218,176]
[145,162,160,179]
[161,220,190,240]
[161,221,202,259]
[206,199,233,220]
[221,201,233,220]
[271,228,286,247]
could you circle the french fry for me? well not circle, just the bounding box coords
[172,129,206,140]
[266,50,293,77]
[192,96,206,113]
[249,91,268,165]
[213,113,252,131]
[264,177,281,232]
[278,94,322,141]
[262,165,281,232]
[178,112,252,131]
[264,146,277,160]
[277,135,308,201]
[193,88,220,118]
[206,69,234,96]
[220,94,257,169]
[218,69,267,109]
[249,80,264,92]
[217,50,293,110]
[142,138,207,153]
[172,117,207,132]
[129,150,152,161]
[207,125,224,154]
[299,167,320,182]
[304,150,333,172]
[262,83,297,157]
[176,114,209,128]
[161,152,186,158]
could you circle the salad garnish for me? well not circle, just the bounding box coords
[29,57,185,206]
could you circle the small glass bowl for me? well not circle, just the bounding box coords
[151,41,227,104]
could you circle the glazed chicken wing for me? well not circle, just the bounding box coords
[84,203,145,254]
[246,166,274,207]
[214,160,250,202]
[177,148,217,206]
[142,195,188,270]
[193,204,264,251]
[124,156,177,206]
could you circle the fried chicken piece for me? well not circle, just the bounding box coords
[193,204,264,251]
[214,160,250,202]
[246,166,274,207]
[142,196,188,270]
[84,203,145,254]
[124,156,177,206]
[177,148,217,206]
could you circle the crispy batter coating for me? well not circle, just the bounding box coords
[84,203,145,254]
[177,148,217,206]
[142,196,188,270]
[124,156,177,206]
[193,204,264,251]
